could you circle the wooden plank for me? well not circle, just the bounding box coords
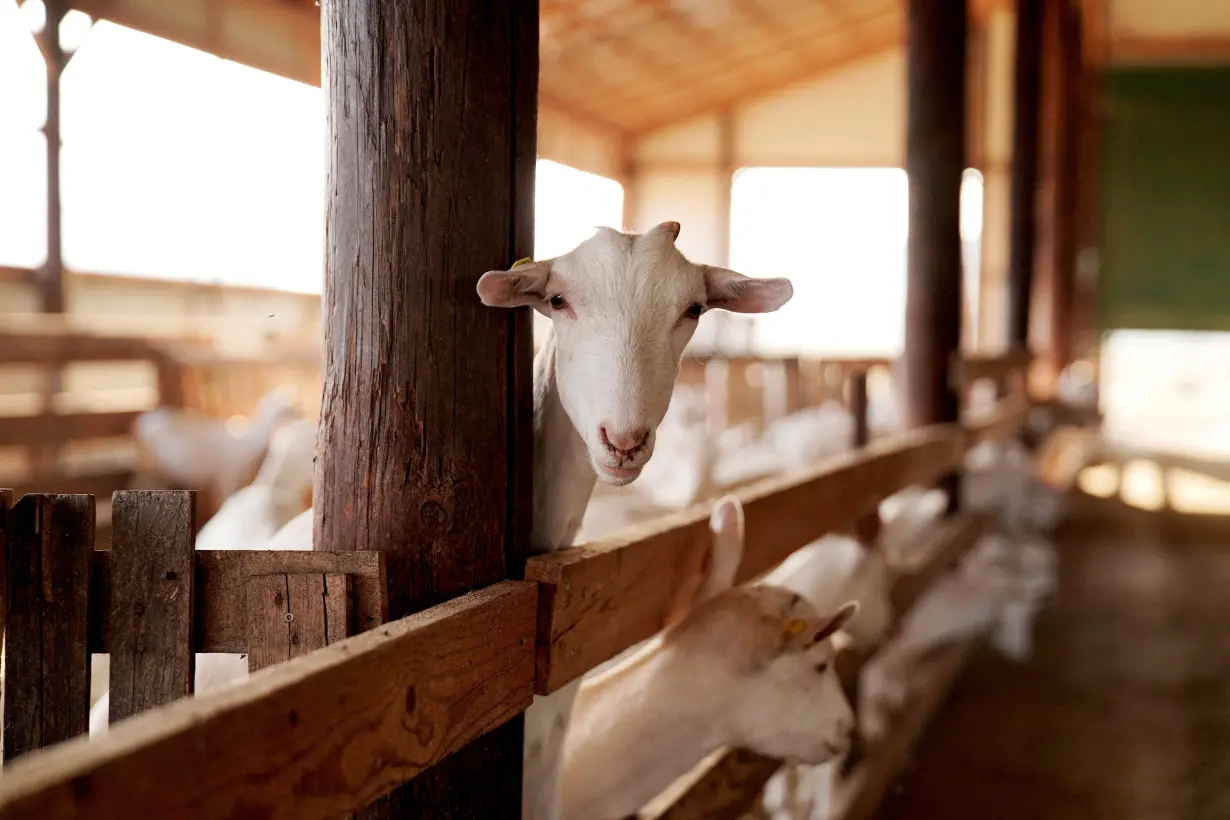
[527,425,967,694]
[828,641,979,820]
[0,410,142,447]
[108,491,196,724]
[0,331,162,366]
[638,514,985,820]
[2,494,93,762]
[246,576,293,671]
[638,748,780,820]
[246,573,348,672]
[0,581,538,820]
[87,550,385,654]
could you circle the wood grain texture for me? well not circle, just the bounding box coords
[903,0,966,430]
[316,0,537,816]
[2,494,94,761]
[1008,0,1044,347]
[108,491,195,724]
[527,425,967,693]
[87,550,384,654]
[246,573,349,672]
[0,581,538,820]
[638,514,985,820]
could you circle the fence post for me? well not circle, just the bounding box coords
[315,1,538,815]
[904,0,968,512]
[108,491,196,723]
[2,494,93,761]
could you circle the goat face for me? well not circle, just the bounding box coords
[478,222,792,485]
[684,588,859,766]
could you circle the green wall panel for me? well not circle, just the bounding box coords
[1101,67,1230,332]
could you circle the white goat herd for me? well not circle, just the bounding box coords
[87,223,1065,820]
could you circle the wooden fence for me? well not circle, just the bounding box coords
[0,352,1032,819]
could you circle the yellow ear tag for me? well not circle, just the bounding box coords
[512,257,534,268]
[781,618,808,642]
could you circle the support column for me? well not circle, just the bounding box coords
[1049,0,1082,376]
[316,2,536,817]
[1007,0,1044,349]
[38,0,67,314]
[903,0,967,430]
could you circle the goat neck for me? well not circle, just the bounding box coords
[532,330,597,553]
[560,644,721,820]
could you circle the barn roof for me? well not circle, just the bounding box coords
[61,0,1230,138]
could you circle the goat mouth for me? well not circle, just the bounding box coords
[597,464,642,484]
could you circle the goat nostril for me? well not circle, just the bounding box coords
[599,425,649,454]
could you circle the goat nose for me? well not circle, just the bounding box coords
[599,424,649,454]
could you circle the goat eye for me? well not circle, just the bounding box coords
[684,302,705,320]
[814,662,829,674]
[548,294,567,310]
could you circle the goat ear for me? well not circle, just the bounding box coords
[807,601,860,647]
[702,266,794,314]
[649,220,681,241]
[476,260,551,308]
[700,496,744,600]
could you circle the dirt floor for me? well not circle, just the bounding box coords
[875,514,1230,820]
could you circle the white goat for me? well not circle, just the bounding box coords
[133,386,301,507]
[561,501,858,820]
[859,532,1057,738]
[150,224,791,819]
[89,419,319,735]
[752,486,949,820]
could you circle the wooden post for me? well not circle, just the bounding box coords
[1049,0,1082,376]
[850,371,882,543]
[108,491,196,724]
[37,0,67,314]
[2,494,93,761]
[315,2,536,816]
[621,148,638,231]
[904,0,967,431]
[716,108,736,268]
[1007,0,1043,348]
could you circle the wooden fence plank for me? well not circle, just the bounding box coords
[0,410,142,447]
[639,514,985,820]
[108,491,196,724]
[245,573,348,672]
[86,550,384,654]
[0,581,538,820]
[2,494,94,761]
[246,575,293,671]
[527,425,967,694]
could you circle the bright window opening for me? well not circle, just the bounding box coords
[729,167,983,356]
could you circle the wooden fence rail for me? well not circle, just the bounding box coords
[0,354,1034,820]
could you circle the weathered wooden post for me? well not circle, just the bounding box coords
[903,0,967,432]
[1048,0,1082,378]
[1007,0,1043,350]
[903,0,967,514]
[315,2,537,816]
